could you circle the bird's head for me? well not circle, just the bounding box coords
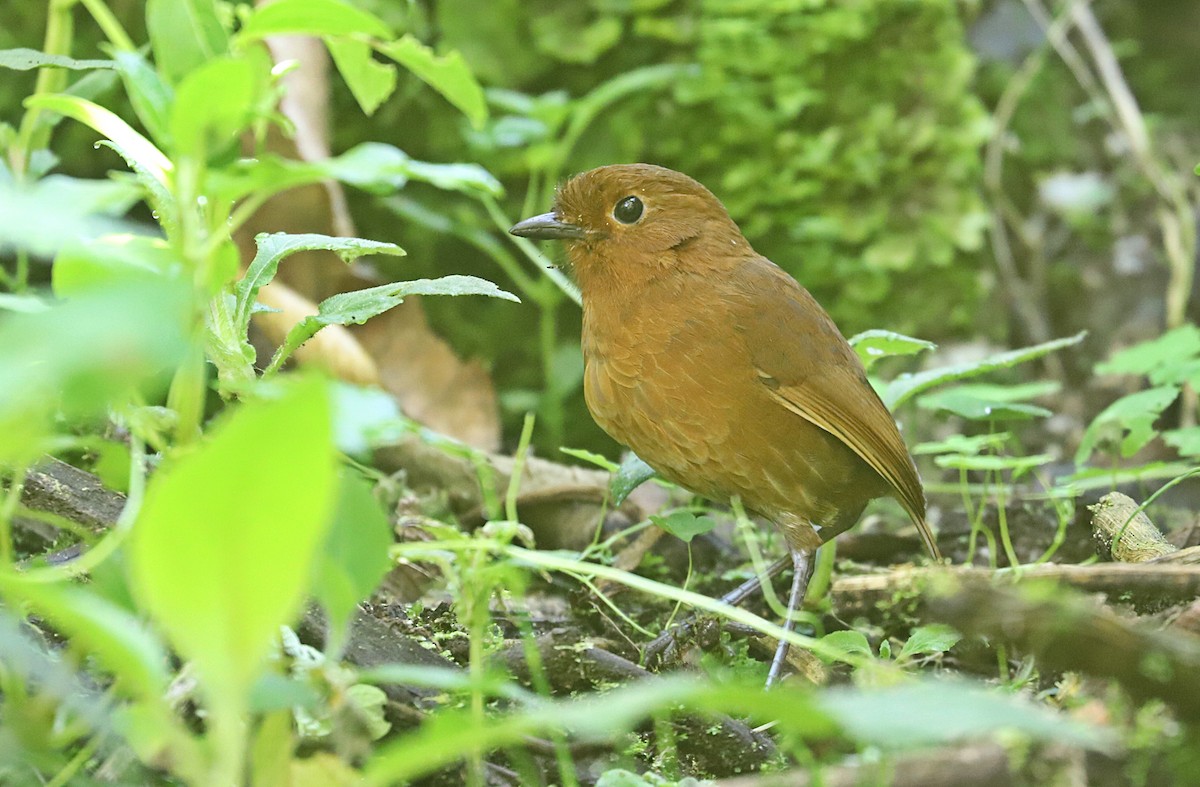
[510,164,745,290]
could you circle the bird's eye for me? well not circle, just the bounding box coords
[612,195,644,224]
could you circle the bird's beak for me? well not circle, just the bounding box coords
[509,211,586,241]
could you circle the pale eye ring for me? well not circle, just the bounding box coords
[613,195,644,224]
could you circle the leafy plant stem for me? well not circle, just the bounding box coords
[483,195,581,306]
[995,475,1022,574]
[9,0,75,178]
[506,413,536,523]
[662,545,694,631]
[46,729,102,787]
[731,496,788,619]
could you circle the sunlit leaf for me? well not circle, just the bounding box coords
[24,94,172,185]
[146,0,228,83]
[650,511,717,543]
[112,50,174,145]
[1075,386,1180,465]
[896,624,960,661]
[849,329,936,370]
[326,38,396,116]
[377,36,487,128]
[170,54,269,156]
[236,233,405,332]
[239,0,392,39]
[130,377,338,709]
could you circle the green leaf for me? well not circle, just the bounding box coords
[820,680,1109,749]
[0,175,142,257]
[0,576,169,702]
[1075,386,1180,465]
[239,0,392,39]
[1097,324,1200,380]
[849,329,936,370]
[236,233,405,333]
[896,624,961,661]
[24,94,172,185]
[312,470,394,654]
[130,377,338,707]
[0,279,191,464]
[146,0,229,83]
[882,332,1086,409]
[324,142,503,197]
[170,54,268,157]
[377,36,487,128]
[0,48,115,71]
[326,38,396,116]
[53,235,180,296]
[311,275,518,327]
[0,293,50,313]
[820,630,873,659]
[917,385,1053,421]
[112,50,174,146]
[1162,426,1200,460]
[649,511,717,543]
[610,453,657,505]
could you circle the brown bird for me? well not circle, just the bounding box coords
[511,164,939,683]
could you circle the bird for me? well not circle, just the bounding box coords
[510,163,939,684]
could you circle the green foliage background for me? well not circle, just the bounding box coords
[335,0,992,450]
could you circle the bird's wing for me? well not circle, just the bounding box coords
[735,258,941,560]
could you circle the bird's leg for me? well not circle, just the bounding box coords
[765,547,816,688]
[642,554,792,669]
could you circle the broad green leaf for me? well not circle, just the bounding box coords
[820,630,873,659]
[0,279,190,464]
[130,377,338,707]
[0,175,141,257]
[112,50,174,146]
[170,54,268,157]
[0,48,114,71]
[1163,426,1200,459]
[820,680,1108,749]
[312,471,394,654]
[239,0,392,39]
[0,576,169,702]
[146,0,229,83]
[53,235,180,296]
[1075,386,1180,465]
[323,142,503,197]
[313,275,518,326]
[649,511,717,543]
[896,624,961,661]
[326,38,396,116]
[917,387,1052,421]
[610,453,657,505]
[24,94,172,185]
[1097,324,1200,380]
[236,233,405,333]
[849,329,936,370]
[883,331,1086,409]
[377,36,487,128]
